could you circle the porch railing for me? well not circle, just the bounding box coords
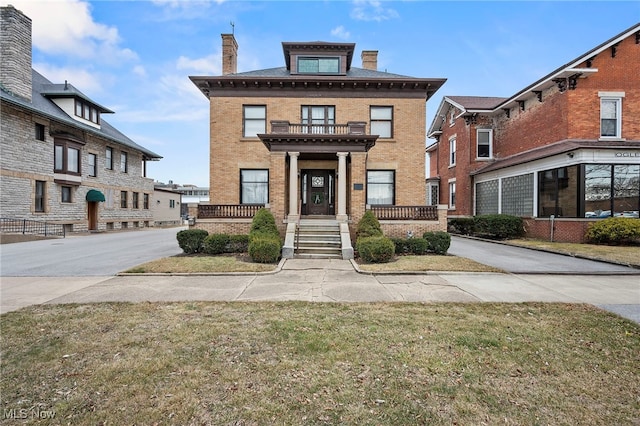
[0,217,66,237]
[369,206,439,221]
[198,204,265,219]
[271,121,366,135]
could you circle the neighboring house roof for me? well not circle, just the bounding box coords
[428,22,640,137]
[1,69,162,160]
[154,187,182,195]
[471,139,640,175]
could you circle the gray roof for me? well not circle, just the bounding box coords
[1,69,161,159]
[228,66,416,80]
[447,96,509,110]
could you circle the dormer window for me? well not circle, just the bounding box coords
[297,57,340,74]
[75,99,100,125]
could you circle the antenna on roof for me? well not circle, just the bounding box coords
[230,21,235,35]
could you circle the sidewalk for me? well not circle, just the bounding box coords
[2,259,638,323]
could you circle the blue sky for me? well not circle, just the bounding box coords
[3,0,639,187]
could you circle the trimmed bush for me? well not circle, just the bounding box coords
[391,237,429,255]
[448,217,475,235]
[356,210,383,240]
[203,233,230,255]
[423,231,451,255]
[585,217,640,245]
[356,236,395,263]
[227,234,249,253]
[176,229,208,254]
[248,237,281,263]
[250,208,280,237]
[473,214,524,240]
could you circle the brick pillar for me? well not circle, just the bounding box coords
[361,50,378,71]
[349,152,368,227]
[221,33,237,75]
[269,152,287,234]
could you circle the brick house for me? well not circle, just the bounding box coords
[427,23,640,242]
[0,6,162,233]
[190,35,446,258]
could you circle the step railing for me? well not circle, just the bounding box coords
[0,217,65,237]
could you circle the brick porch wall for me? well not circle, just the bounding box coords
[190,219,253,236]
[524,218,593,243]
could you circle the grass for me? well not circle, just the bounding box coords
[508,238,640,267]
[356,255,502,273]
[124,254,277,274]
[1,302,638,424]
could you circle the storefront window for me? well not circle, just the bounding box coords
[538,166,578,217]
[585,164,640,217]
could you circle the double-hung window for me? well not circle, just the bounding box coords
[302,105,335,134]
[600,95,623,138]
[54,141,81,175]
[105,147,113,170]
[476,129,493,159]
[449,137,456,166]
[143,193,149,209]
[35,123,45,141]
[120,191,128,208]
[449,180,456,209]
[240,169,268,204]
[367,170,395,205]
[243,105,266,138]
[88,153,97,177]
[370,106,393,138]
[35,180,46,212]
[61,186,72,203]
[132,192,139,209]
[120,152,128,173]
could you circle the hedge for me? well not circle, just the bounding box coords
[585,217,640,245]
[248,237,281,263]
[356,236,395,263]
[176,229,208,254]
[423,231,451,255]
[448,217,475,235]
[473,214,524,240]
[391,237,429,255]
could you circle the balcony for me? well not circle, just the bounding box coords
[259,120,377,153]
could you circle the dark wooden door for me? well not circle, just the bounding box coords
[303,170,334,215]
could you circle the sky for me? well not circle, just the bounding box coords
[2,0,639,187]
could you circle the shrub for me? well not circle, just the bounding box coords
[176,229,208,254]
[448,217,475,235]
[227,234,249,253]
[356,236,395,263]
[250,208,279,237]
[356,210,383,240]
[392,237,429,255]
[203,233,230,255]
[248,237,281,263]
[473,214,524,240]
[391,238,410,254]
[585,217,640,245]
[423,231,451,255]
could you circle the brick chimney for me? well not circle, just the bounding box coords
[0,5,32,101]
[221,33,238,75]
[361,50,378,71]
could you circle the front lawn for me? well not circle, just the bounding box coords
[1,302,638,424]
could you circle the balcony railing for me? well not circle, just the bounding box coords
[198,204,265,219]
[369,206,439,221]
[270,121,366,135]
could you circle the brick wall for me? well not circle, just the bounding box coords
[191,219,253,236]
[524,218,593,243]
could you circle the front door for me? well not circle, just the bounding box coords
[302,170,335,216]
[87,201,98,231]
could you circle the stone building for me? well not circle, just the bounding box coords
[190,35,447,258]
[427,23,640,242]
[0,5,162,233]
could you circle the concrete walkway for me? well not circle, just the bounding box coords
[2,259,638,323]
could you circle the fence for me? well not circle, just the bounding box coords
[369,206,438,221]
[0,218,66,237]
[197,204,265,219]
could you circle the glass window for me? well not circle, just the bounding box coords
[243,105,266,137]
[367,170,395,205]
[477,129,492,158]
[35,180,45,212]
[240,169,268,204]
[600,98,621,138]
[54,145,64,171]
[54,142,80,174]
[502,174,534,216]
[613,165,640,216]
[61,186,72,203]
[169,200,176,208]
[143,193,149,209]
[105,147,113,170]
[35,123,45,141]
[538,166,578,217]
[302,106,335,134]
[449,182,456,209]
[476,180,499,215]
[120,191,128,208]
[585,164,640,217]
[370,106,392,138]
[67,147,79,173]
[132,192,139,209]
[297,57,339,74]
[75,100,82,117]
[120,152,128,173]
[449,138,456,166]
[88,153,97,177]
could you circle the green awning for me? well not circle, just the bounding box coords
[86,189,105,202]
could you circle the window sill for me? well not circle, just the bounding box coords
[598,137,626,142]
[240,137,262,142]
[448,164,456,169]
[475,157,493,161]
[376,138,396,143]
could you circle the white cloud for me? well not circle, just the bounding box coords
[33,62,106,95]
[350,0,399,22]
[331,25,351,40]
[132,65,147,77]
[176,54,221,75]
[1,0,137,63]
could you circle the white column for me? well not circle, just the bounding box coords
[288,152,300,220]
[337,152,349,221]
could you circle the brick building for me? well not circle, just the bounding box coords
[0,6,162,233]
[190,35,447,258]
[427,23,640,242]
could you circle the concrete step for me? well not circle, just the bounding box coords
[294,219,342,259]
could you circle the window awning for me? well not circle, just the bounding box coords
[86,189,105,202]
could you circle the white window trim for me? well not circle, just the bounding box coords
[448,178,456,209]
[449,137,456,167]
[598,92,624,140]
[476,128,493,160]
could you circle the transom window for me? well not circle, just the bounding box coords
[243,105,266,138]
[367,170,395,205]
[302,106,335,133]
[297,57,339,74]
[370,106,393,138]
[240,169,268,204]
[477,129,493,158]
[600,97,622,138]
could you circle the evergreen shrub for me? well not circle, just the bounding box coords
[585,217,640,245]
[176,229,208,254]
[356,236,395,263]
[423,231,451,255]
